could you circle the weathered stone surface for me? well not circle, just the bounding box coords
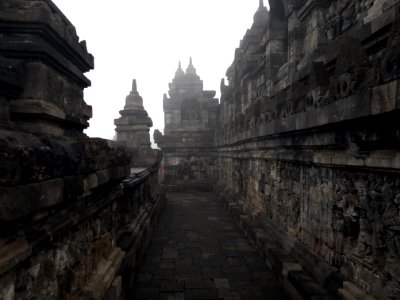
[0,240,32,276]
[0,2,163,300]
[0,0,94,136]
[0,178,64,221]
[212,1,400,299]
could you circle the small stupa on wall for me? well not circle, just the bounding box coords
[114,79,159,167]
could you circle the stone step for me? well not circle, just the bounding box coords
[341,281,375,300]
[105,276,122,300]
[288,270,333,300]
[78,247,126,300]
[338,287,358,300]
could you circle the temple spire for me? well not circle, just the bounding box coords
[174,60,185,78]
[186,57,197,75]
[132,79,137,93]
[254,0,268,24]
[125,78,143,109]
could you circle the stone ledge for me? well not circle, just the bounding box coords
[162,184,214,192]
[118,188,166,297]
[0,1,94,71]
[75,247,126,300]
[215,188,361,300]
[0,239,32,277]
[0,178,64,221]
[0,131,131,187]
[338,281,376,300]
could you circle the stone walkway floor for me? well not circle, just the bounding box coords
[131,192,290,300]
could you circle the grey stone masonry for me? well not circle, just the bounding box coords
[216,0,400,299]
[0,0,94,137]
[0,1,163,300]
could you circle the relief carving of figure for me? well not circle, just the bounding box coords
[366,175,386,251]
[340,0,360,32]
[332,205,345,266]
[325,2,341,41]
[382,256,400,299]
[354,178,373,258]
[383,193,400,257]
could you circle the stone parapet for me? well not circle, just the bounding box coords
[0,148,163,299]
[0,2,164,299]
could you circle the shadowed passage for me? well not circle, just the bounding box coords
[131,192,289,300]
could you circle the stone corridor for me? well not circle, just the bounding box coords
[131,192,289,300]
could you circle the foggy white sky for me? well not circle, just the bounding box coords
[52,0,261,141]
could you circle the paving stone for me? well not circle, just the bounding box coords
[202,267,223,279]
[175,265,202,275]
[213,278,230,289]
[160,280,184,292]
[237,287,266,300]
[175,274,203,282]
[130,192,288,299]
[162,247,178,259]
[184,288,218,299]
[217,288,241,300]
[137,272,152,283]
[159,292,184,300]
[221,265,250,274]
[133,287,160,300]
[185,279,214,289]
[153,269,175,280]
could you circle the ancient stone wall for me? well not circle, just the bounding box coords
[0,1,163,299]
[215,0,400,298]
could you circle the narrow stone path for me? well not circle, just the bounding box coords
[132,192,289,300]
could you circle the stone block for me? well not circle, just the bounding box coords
[282,263,303,278]
[371,82,397,115]
[0,239,31,276]
[288,271,331,300]
[64,175,84,202]
[0,282,15,300]
[0,178,64,221]
[96,169,110,186]
[105,276,122,300]
[10,98,65,120]
[0,97,9,127]
[342,281,374,300]
[213,278,230,289]
[83,173,98,195]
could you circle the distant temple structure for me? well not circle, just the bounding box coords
[154,58,219,186]
[114,80,159,166]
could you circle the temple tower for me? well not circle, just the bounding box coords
[154,59,219,187]
[115,80,158,166]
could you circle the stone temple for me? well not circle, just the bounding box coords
[1,0,400,299]
[154,59,219,187]
[114,79,159,167]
